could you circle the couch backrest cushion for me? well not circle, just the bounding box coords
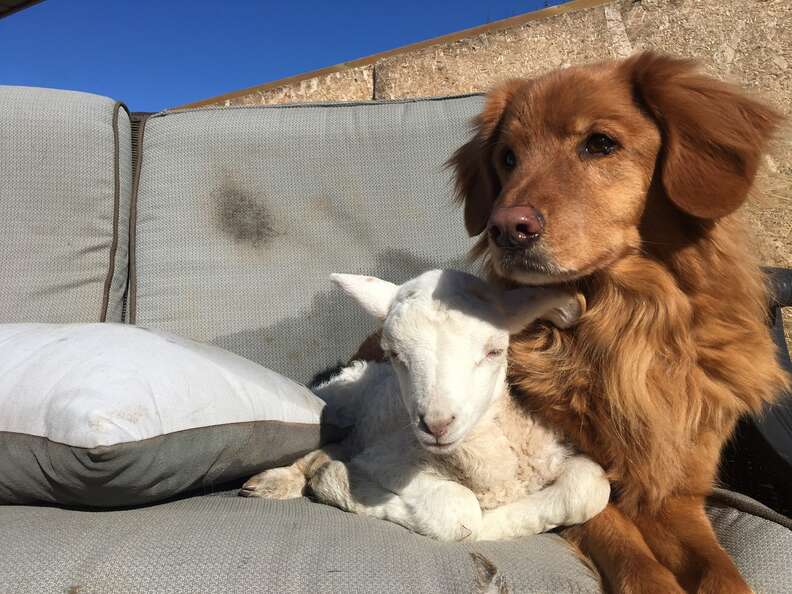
[0,86,132,323]
[131,95,483,383]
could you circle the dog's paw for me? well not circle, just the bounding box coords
[239,467,306,499]
[618,561,686,594]
[697,571,754,594]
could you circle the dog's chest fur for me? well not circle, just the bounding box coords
[506,244,788,514]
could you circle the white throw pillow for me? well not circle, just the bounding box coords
[0,323,342,507]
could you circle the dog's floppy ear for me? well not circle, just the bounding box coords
[624,52,783,219]
[447,81,524,236]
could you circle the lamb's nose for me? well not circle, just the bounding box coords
[419,415,455,439]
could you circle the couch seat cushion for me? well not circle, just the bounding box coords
[0,489,788,593]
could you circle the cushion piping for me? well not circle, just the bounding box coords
[99,101,130,322]
[127,114,149,324]
[709,487,792,530]
[0,417,341,450]
[157,92,485,118]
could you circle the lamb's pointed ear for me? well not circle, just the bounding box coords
[623,52,783,219]
[330,274,399,321]
[497,287,583,333]
[447,80,525,236]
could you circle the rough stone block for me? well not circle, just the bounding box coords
[223,65,373,106]
[373,4,623,100]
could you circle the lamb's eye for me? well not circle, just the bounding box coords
[503,149,517,169]
[583,133,618,157]
[486,348,504,359]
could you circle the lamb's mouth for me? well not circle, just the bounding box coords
[420,439,460,454]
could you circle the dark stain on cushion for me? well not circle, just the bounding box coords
[214,174,279,247]
[471,552,512,594]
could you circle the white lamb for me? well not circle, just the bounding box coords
[241,269,610,542]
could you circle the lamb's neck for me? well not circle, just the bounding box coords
[427,384,519,498]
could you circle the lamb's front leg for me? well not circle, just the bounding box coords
[310,455,483,542]
[477,455,610,541]
[239,443,348,499]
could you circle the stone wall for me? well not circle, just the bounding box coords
[188,0,792,341]
[220,66,374,106]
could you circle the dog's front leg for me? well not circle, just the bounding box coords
[635,495,753,594]
[565,504,686,594]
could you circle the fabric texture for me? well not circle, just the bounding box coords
[0,86,131,323]
[0,490,789,594]
[4,87,790,591]
[0,323,340,507]
[131,96,484,383]
[709,487,792,530]
[0,493,600,594]
[706,490,792,594]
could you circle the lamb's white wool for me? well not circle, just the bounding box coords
[241,270,609,542]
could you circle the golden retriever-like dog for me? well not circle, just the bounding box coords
[443,52,789,593]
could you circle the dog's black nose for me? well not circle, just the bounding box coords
[488,205,544,248]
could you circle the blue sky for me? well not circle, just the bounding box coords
[0,0,561,111]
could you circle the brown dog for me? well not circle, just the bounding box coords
[444,53,789,593]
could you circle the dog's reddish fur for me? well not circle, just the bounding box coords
[446,53,789,593]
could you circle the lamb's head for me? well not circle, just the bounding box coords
[331,269,582,454]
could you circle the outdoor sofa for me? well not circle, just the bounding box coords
[1,85,791,593]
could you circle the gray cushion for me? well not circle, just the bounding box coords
[707,489,792,593]
[131,96,483,383]
[0,86,132,323]
[1,489,788,593]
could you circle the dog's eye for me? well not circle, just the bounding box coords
[503,149,517,169]
[583,133,618,156]
[486,348,504,359]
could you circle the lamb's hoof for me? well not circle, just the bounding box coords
[308,461,353,510]
[239,467,306,499]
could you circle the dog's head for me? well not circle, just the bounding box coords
[450,52,782,285]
